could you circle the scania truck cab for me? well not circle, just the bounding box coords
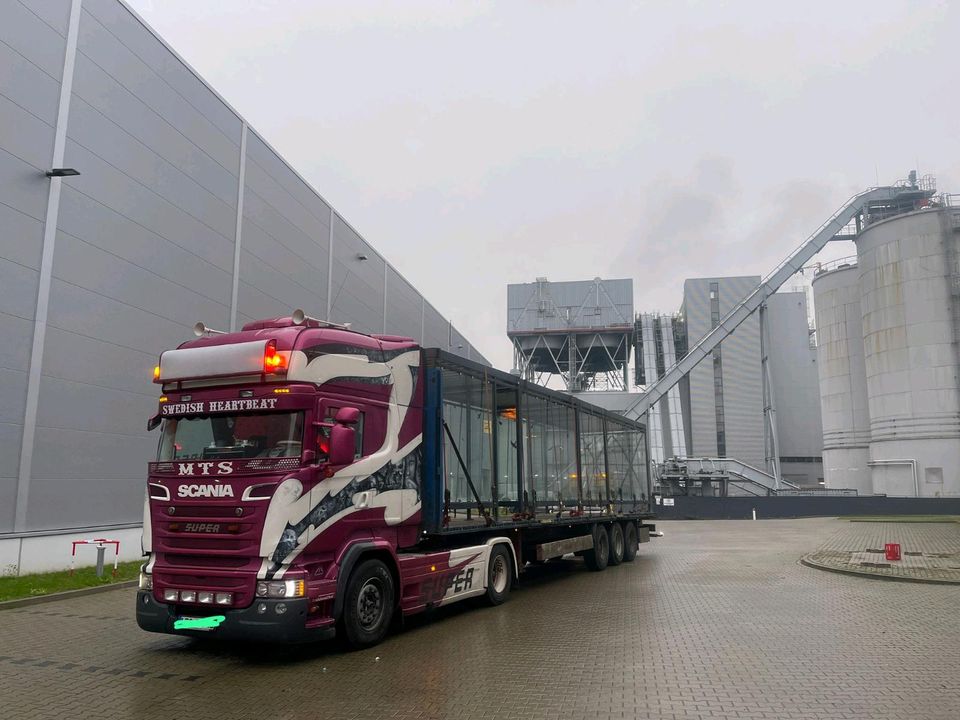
[137,312,654,647]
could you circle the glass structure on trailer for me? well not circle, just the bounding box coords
[422,350,651,531]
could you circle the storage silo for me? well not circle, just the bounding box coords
[812,264,873,493]
[855,206,960,497]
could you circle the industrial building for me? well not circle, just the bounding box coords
[508,277,634,392]
[0,0,486,574]
[508,276,825,489]
[813,189,960,497]
[635,281,824,488]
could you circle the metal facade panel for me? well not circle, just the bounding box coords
[70,52,239,207]
[56,187,234,308]
[0,148,51,224]
[82,0,241,141]
[66,96,237,239]
[62,142,237,273]
[44,278,199,366]
[26,474,148,529]
[0,39,61,134]
[244,131,331,227]
[682,276,764,468]
[330,216,384,334]
[767,293,823,459]
[385,266,422,341]
[423,302,447,349]
[75,6,241,172]
[508,278,633,333]
[0,1,70,79]
[41,325,156,395]
[0,201,45,271]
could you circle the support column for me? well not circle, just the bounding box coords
[326,208,335,320]
[15,0,83,532]
[228,122,247,331]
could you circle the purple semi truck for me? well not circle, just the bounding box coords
[136,312,655,647]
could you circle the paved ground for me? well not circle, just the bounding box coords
[1,518,958,720]
[803,520,960,583]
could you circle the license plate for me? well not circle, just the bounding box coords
[174,615,225,631]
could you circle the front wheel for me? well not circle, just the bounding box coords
[340,559,395,649]
[484,544,513,605]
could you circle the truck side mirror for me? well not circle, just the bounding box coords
[329,424,356,466]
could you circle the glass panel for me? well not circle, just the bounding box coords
[579,412,606,507]
[159,412,304,460]
[606,419,650,511]
[441,369,494,507]
[495,385,519,505]
[542,399,577,506]
[523,393,549,508]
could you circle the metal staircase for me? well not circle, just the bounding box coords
[625,185,915,420]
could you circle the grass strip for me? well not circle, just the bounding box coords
[0,560,142,603]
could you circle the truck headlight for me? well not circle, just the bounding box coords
[255,579,305,598]
[139,571,153,591]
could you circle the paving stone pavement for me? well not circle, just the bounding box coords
[1,518,958,720]
[803,520,960,583]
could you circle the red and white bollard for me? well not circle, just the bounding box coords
[70,538,120,577]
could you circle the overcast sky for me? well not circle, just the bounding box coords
[129,0,959,370]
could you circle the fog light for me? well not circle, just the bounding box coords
[138,571,153,591]
[275,603,287,615]
[142,595,150,605]
[257,602,267,615]
[179,590,197,603]
[163,588,179,602]
[198,591,214,604]
[215,592,232,605]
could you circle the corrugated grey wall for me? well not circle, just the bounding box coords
[681,276,763,468]
[766,292,824,486]
[0,0,487,535]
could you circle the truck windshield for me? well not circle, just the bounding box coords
[158,412,304,461]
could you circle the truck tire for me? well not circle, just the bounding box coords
[608,523,625,566]
[622,522,639,562]
[584,525,609,571]
[484,544,512,605]
[340,559,395,649]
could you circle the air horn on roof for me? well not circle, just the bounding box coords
[291,309,351,330]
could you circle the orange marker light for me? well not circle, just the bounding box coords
[153,365,161,380]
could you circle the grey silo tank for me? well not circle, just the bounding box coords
[855,207,960,497]
[812,264,872,493]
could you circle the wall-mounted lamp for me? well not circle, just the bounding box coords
[46,168,81,178]
[356,253,369,261]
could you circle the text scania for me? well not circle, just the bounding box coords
[161,398,279,416]
[178,484,235,498]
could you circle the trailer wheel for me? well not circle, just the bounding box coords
[484,544,512,605]
[622,522,639,562]
[608,523,625,566]
[584,525,609,571]
[340,559,395,649]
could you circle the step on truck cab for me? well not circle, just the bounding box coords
[136,312,655,647]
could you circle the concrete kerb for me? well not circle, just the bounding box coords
[800,555,960,586]
[0,580,138,610]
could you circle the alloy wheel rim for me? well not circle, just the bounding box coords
[357,579,384,629]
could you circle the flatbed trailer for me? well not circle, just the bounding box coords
[136,313,654,647]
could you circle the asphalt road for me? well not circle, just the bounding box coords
[1,518,958,720]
